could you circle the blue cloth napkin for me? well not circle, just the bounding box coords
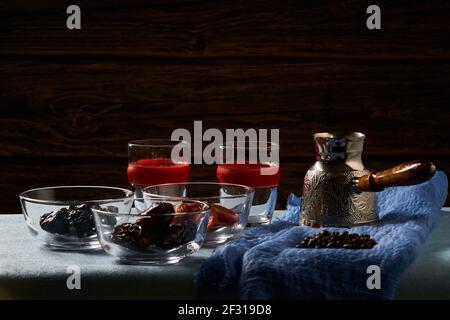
[197,171,448,299]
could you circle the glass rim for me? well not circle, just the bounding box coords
[218,141,279,150]
[313,132,365,141]
[143,182,255,201]
[19,185,134,206]
[92,197,210,216]
[128,139,190,148]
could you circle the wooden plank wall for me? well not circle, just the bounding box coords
[0,0,449,212]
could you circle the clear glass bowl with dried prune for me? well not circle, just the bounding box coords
[91,198,210,265]
[143,182,254,244]
[19,186,134,250]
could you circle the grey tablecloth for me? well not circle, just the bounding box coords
[1,210,450,299]
[0,213,212,299]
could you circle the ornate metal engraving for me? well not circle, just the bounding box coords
[301,169,378,227]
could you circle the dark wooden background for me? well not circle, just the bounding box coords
[1,0,449,213]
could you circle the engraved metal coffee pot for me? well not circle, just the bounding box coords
[300,132,436,227]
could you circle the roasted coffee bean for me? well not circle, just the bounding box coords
[296,231,377,249]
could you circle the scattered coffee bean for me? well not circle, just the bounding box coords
[296,231,377,249]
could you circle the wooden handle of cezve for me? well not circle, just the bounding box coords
[356,160,436,192]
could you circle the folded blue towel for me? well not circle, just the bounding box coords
[197,171,448,299]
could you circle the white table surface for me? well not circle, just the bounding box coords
[1,209,449,299]
[395,208,450,299]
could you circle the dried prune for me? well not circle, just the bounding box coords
[111,222,156,249]
[67,204,96,237]
[110,203,199,250]
[111,223,140,245]
[110,223,148,249]
[39,203,99,238]
[159,220,197,249]
[137,202,175,233]
[142,202,175,216]
[136,231,154,248]
[136,216,166,244]
[40,208,70,235]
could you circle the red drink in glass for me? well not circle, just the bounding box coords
[217,142,280,224]
[216,162,280,189]
[127,159,190,186]
[128,139,190,196]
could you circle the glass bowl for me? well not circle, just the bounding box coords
[143,182,254,244]
[19,186,134,250]
[92,198,210,265]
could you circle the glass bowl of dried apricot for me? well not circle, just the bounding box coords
[143,182,254,244]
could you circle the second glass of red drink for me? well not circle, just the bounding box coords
[216,141,281,224]
[127,139,191,197]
